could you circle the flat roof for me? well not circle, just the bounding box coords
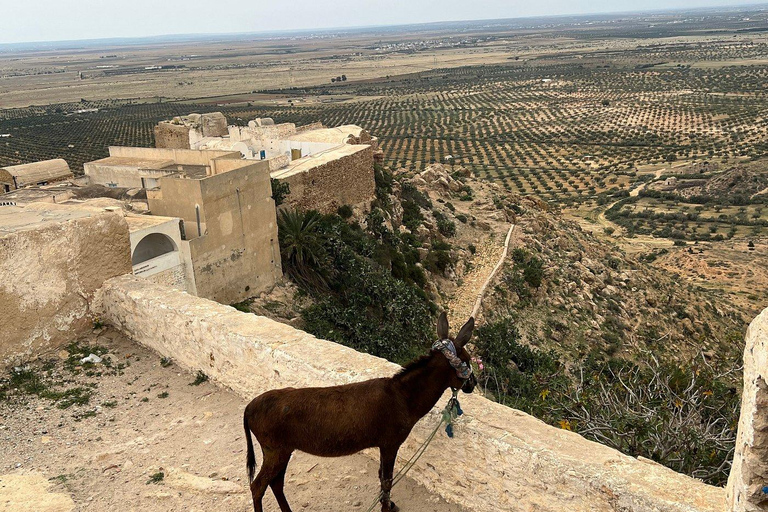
[0,204,102,235]
[160,163,209,180]
[125,214,178,233]
[270,144,370,180]
[286,125,366,144]
[87,156,175,169]
[0,186,73,204]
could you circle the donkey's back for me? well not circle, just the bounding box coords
[245,377,406,457]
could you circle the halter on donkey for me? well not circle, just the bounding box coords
[243,312,476,512]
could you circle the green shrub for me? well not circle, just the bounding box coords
[270,178,291,206]
[437,218,456,237]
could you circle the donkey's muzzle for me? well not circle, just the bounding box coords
[461,373,477,393]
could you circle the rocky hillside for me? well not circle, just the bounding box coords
[677,160,768,201]
[254,162,747,369]
[247,162,747,485]
[483,202,746,366]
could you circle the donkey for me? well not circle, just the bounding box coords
[243,312,476,512]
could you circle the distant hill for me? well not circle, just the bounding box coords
[678,160,768,202]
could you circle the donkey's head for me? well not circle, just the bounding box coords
[435,312,477,394]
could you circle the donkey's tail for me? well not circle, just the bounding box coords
[244,409,257,483]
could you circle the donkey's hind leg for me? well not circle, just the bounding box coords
[269,451,294,512]
[250,447,290,512]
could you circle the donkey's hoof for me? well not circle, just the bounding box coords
[390,501,400,512]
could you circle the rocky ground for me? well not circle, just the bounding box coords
[0,329,463,512]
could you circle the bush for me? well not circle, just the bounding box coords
[437,218,456,237]
[277,207,436,364]
[337,204,353,219]
[271,178,291,206]
[302,243,433,363]
[474,319,740,486]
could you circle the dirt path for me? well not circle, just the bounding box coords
[446,224,514,325]
[0,330,464,512]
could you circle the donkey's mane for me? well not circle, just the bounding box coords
[394,350,437,379]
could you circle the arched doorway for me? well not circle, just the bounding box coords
[132,233,177,265]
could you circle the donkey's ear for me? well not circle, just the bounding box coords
[437,312,449,340]
[454,317,475,348]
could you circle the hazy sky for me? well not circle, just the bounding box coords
[0,0,762,44]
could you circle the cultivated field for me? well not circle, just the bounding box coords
[2,6,768,307]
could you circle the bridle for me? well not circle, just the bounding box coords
[431,339,472,380]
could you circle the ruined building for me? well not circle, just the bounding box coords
[155,114,379,213]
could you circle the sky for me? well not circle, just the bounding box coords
[0,0,763,44]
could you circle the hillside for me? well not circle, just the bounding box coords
[678,161,768,201]
[246,163,746,485]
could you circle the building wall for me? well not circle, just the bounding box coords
[107,147,240,166]
[155,113,228,149]
[0,169,13,191]
[85,164,171,189]
[147,160,281,304]
[190,162,282,303]
[154,123,191,149]
[146,179,206,238]
[229,122,297,143]
[277,145,375,214]
[96,275,725,512]
[0,210,131,362]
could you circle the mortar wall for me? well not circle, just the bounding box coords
[96,276,724,512]
[0,212,131,362]
[276,145,375,214]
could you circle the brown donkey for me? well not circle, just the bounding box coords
[243,312,476,512]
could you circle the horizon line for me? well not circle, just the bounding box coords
[1,1,767,50]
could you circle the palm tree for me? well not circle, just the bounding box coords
[277,209,328,291]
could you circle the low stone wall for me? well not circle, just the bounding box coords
[0,210,131,362]
[726,307,768,511]
[96,275,723,512]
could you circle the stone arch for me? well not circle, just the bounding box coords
[132,233,177,265]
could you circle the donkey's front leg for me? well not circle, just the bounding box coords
[379,445,400,512]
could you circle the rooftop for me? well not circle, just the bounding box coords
[0,159,73,187]
[271,144,370,180]
[0,203,104,235]
[125,214,178,233]
[285,125,366,144]
[87,156,175,169]
[159,163,210,180]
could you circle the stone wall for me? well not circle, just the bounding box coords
[274,145,375,214]
[96,275,724,512]
[727,307,768,511]
[154,123,191,149]
[154,113,229,149]
[142,263,189,291]
[107,146,240,166]
[0,210,131,362]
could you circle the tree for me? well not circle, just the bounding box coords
[277,209,328,291]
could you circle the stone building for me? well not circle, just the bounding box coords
[0,159,74,192]
[84,146,242,189]
[155,115,379,213]
[154,112,229,150]
[126,214,195,295]
[271,144,375,213]
[146,157,282,304]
